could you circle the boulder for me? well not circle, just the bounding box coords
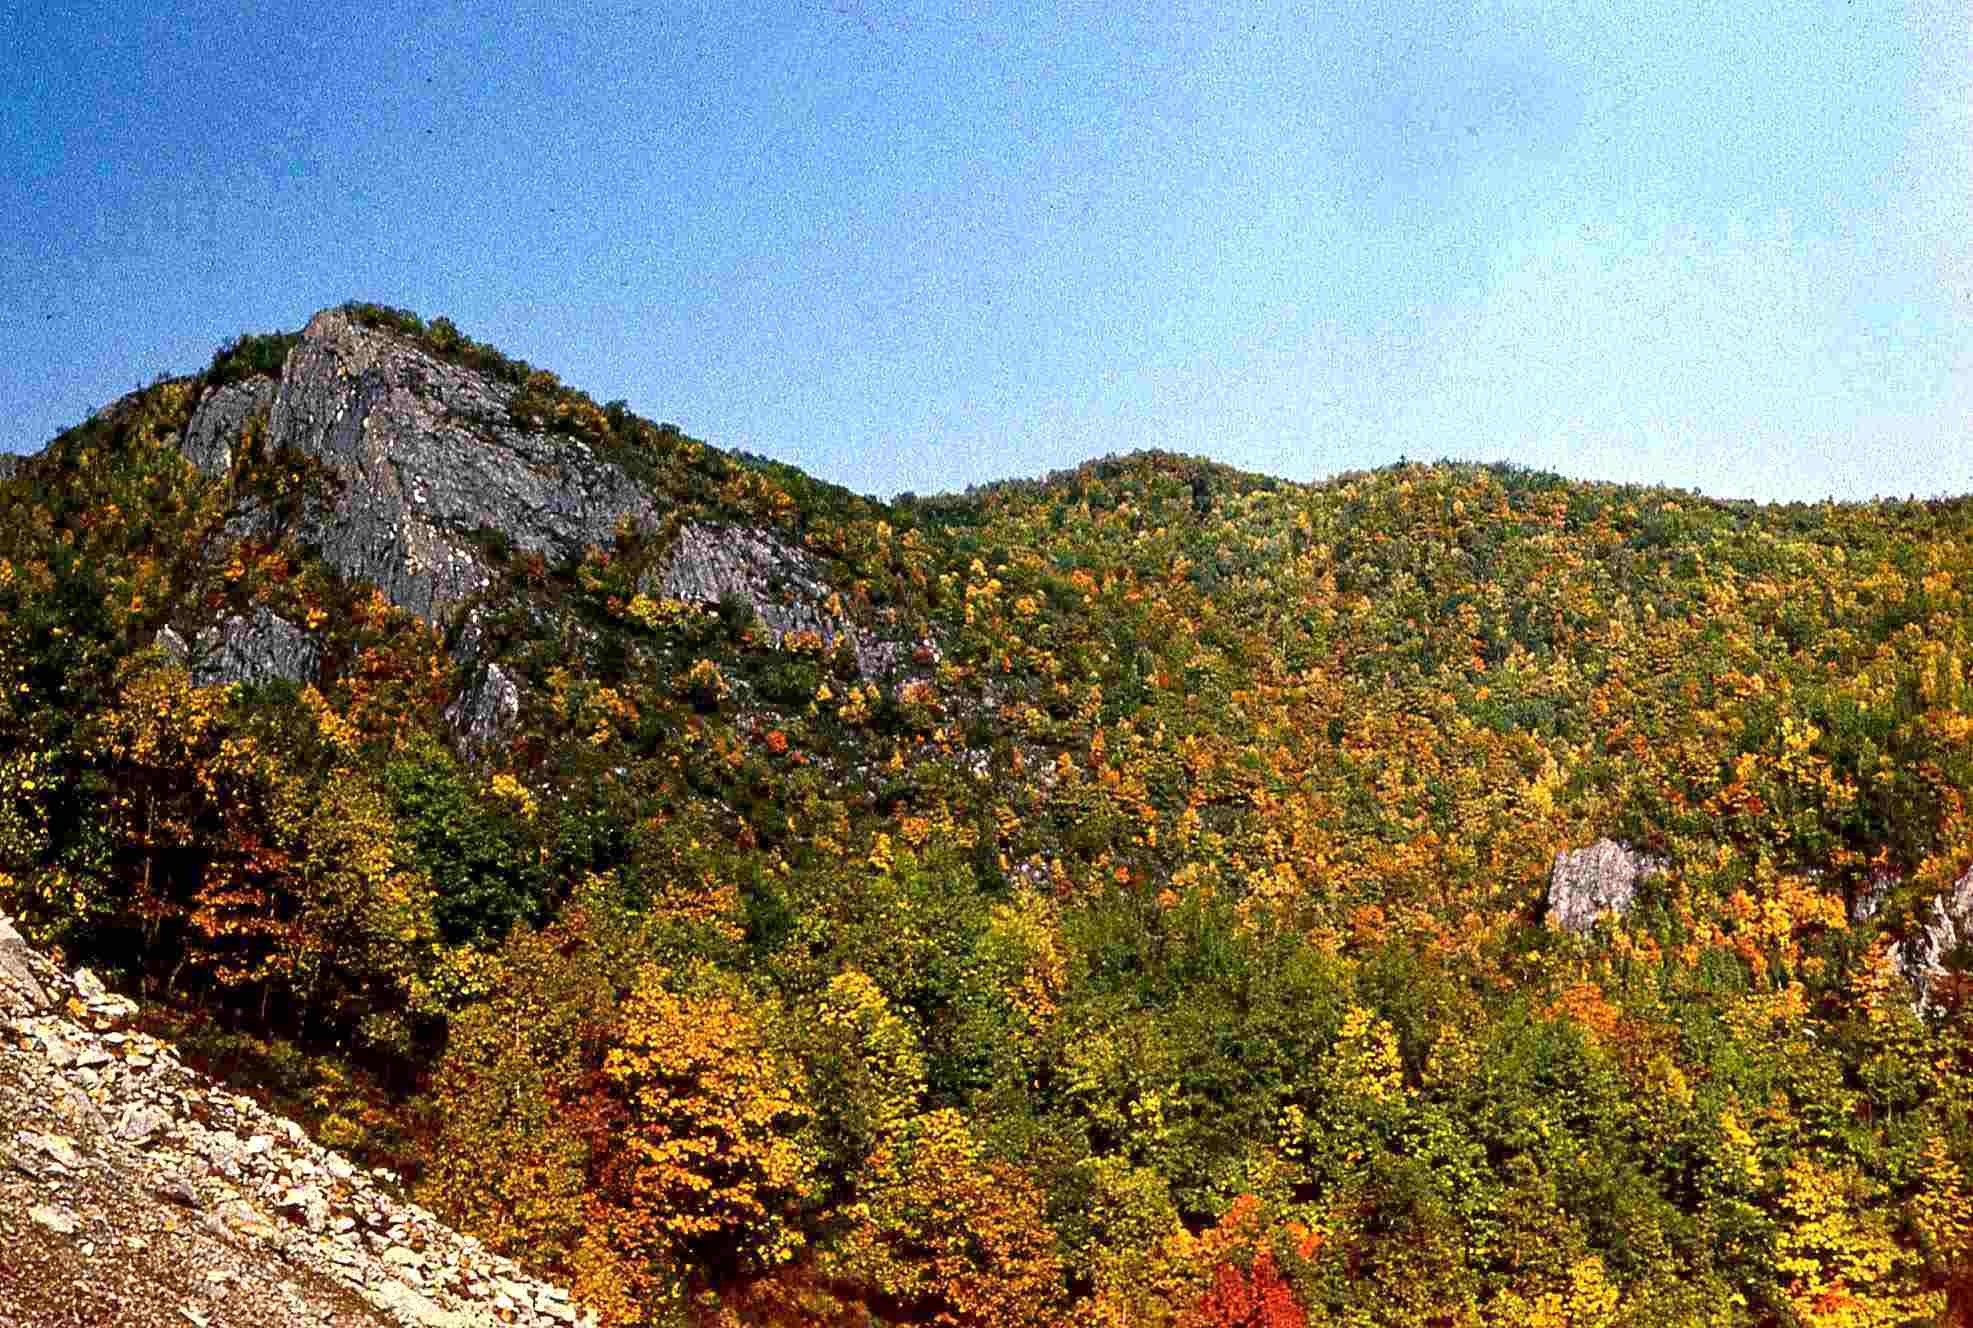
[0,914,50,1014]
[116,1104,173,1145]
[1546,839,1661,935]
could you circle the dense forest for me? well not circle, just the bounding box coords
[2,304,1970,1326]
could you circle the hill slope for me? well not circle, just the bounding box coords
[1,910,592,1327]
[2,303,1971,1325]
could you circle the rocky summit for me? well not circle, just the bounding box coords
[180,309,658,626]
[0,912,595,1328]
[154,307,910,754]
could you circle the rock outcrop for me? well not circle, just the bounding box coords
[155,625,192,666]
[1546,839,1662,935]
[1850,866,1898,925]
[656,523,844,646]
[192,608,321,688]
[1895,867,1973,1010]
[443,663,521,753]
[0,911,596,1328]
[170,309,923,736]
[207,310,660,624]
[183,377,278,476]
[655,522,916,679]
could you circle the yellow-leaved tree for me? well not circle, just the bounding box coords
[420,916,614,1274]
[578,961,818,1323]
[806,967,926,1170]
[1772,1154,1938,1327]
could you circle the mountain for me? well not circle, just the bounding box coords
[2,303,1971,1325]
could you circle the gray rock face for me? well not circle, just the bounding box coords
[653,521,910,679]
[174,310,919,733]
[443,662,521,753]
[1546,839,1662,934]
[181,377,277,477]
[0,452,19,482]
[192,608,320,688]
[1896,867,1973,1010]
[253,310,658,623]
[656,523,841,645]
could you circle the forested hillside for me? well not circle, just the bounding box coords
[2,304,1970,1326]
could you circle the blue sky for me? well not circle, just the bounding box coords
[3,0,1967,502]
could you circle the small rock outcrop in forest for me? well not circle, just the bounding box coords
[1896,867,1973,1009]
[656,522,922,679]
[0,912,596,1328]
[1546,839,1661,935]
[657,522,844,645]
[184,309,658,624]
[192,607,321,688]
[443,662,522,753]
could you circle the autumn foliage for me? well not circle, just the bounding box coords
[3,311,1973,1324]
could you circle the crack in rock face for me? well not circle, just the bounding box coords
[1546,839,1662,935]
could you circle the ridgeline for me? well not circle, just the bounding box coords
[2,304,1970,1326]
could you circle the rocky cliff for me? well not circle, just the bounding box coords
[167,309,905,749]
[0,914,596,1328]
[181,311,659,626]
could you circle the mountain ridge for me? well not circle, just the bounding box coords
[2,302,1971,1325]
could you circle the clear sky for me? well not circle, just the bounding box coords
[3,1,1968,502]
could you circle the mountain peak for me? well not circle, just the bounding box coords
[184,306,658,625]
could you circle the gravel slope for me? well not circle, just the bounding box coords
[0,915,595,1328]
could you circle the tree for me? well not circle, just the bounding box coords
[825,1108,1066,1328]
[581,961,818,1312]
